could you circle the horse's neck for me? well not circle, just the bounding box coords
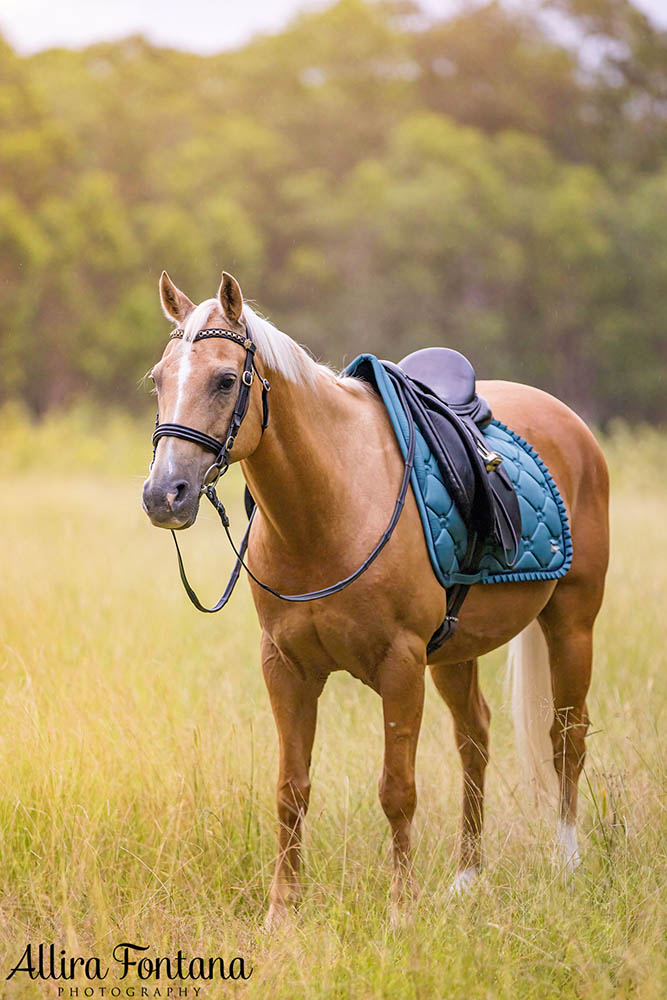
[241,366,380,549]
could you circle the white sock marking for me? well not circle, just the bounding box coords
[557,819,581,873]
[450,867,479,896]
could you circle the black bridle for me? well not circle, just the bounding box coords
[150,324,415,612]
[152,326,270,488]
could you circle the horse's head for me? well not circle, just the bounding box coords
[142,271,266,529]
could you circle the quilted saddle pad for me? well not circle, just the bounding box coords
[344,354,573,588]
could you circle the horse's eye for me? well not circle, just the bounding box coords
[216,372,237,393]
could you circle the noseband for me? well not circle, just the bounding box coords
[151,326,270,488]
[149,323,415,612]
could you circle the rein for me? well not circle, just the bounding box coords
[151,326,416,612]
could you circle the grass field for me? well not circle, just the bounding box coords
[1,408,665,999]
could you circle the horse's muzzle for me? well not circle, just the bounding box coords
[142,474,199,529]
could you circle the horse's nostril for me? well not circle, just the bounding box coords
[143,475,195,525]
[166,481,189,510]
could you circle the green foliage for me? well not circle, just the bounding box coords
[0,0,665,423]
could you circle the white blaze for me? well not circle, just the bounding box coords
[162,341,192,465]
[173,341,193,422]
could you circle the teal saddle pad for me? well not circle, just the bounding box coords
[344,354,573,588]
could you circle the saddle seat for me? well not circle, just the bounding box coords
[398,347,491,426]
[399,347,475,406]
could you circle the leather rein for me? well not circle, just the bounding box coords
[151,325,416,612]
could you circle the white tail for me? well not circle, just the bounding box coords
[507,619,559,804]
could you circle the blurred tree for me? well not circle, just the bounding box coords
[594,166,667,420]
[0,1,665,422]
[546,0,667,171]
[413,2,587,161]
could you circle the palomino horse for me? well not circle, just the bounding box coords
[142,271,609,928]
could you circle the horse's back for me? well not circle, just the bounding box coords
[478,379,609,519]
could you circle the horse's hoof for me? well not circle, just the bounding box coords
[557,820,581,879]
[263,903,291,933]
[561,852,581,889]
[563,850,581,875]
[389,898,415,930]
[389,876,419,929]
[449,866,479,896]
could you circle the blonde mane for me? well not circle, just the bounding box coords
[179,298,333,386]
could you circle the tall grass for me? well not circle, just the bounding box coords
[1,407,665,998]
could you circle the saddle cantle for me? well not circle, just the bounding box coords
[400,347,475,405]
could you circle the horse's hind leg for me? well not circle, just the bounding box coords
[537,431,608,873]
[538,593,597,873]
[262,635,325,930]
[429,658,490,891]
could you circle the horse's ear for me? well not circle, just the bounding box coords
[159,271,194,323]
[218,271,243,323]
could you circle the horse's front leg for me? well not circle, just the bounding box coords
[429,658,490,892]
[377,643,425,924]
[262,635,324,931]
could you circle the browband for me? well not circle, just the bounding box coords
[170,327,254,350]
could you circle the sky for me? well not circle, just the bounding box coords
[1,0,664,56]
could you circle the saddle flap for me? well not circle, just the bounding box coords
[412,401,478,525]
